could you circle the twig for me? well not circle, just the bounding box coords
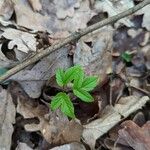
[129,84,150,97]
[0,0,150,82]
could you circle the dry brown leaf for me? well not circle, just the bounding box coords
[104,112,148,150]
[132,112,146,127]
[118,120,150,150]
[9,47,71,98]
[0,86,16,150]
[10,0,95,33]
[82,96,149,149]
[9,81,83,145]
[74,26,113,83]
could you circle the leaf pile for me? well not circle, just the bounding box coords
[0,0,150,150]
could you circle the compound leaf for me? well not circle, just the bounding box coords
[61,99,75,119]
[56,68,65,86]
[51,93,63,110]
[73,88,93,102]
[50,92,75,118]
[63,65,82,85]
[81,76,98,91]
[73,69,84,89]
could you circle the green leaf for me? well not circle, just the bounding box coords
[73,69,84,89]
[50,92,75,118]
[50,93,62,110]
[56,68,65,86]
[61,99,75,119]
[73,88,93,102]
[81,76,98,91]
[121,51,132,62]
[63,65,82,85]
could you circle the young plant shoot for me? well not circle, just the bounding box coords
[50,65,98,118]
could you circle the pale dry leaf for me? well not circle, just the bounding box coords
[94,0,134,27]
[12,0,48,32]
[9,47,71,98]
[74,26,113,82]
[129,78,141,96]
[82,106,121,148]
[140,32,150,46]
[1,28,36,53]
[11,0,95,33]
[28,0,42,12]
[0,0,14,21]
[74,26,113,66]
[136,5,150,31]
[0,44,17,68]
[127,28,143,38]
[0,86,16,150]
[16,142,33,150]
[82,96,149,149]
[50,142,86,150]
[115,96,149,118]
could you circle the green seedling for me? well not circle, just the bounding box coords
[121,51,132,63]
[50,65,98,118]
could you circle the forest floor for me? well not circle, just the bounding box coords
[0,0,150,150]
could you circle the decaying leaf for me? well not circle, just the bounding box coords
[10,0,95,33]
[82,96,149,148]
[136,5,150,31]
[1,28,36,53]
[113,26,145,53]
[0,43,17,68]
[118,120,150,150]
[94,0,134,27]
[28,0,42,12]
[104,111,149,150]
[16,142,33,150]
[9,81,83,146]
[50,142,86,150]
[74,26,113,83]
[0,86,16,150]
[132,112,146,127]
[9,47,71,98]
[0,0,14,21]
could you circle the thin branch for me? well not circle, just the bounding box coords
[0,0,150,82]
